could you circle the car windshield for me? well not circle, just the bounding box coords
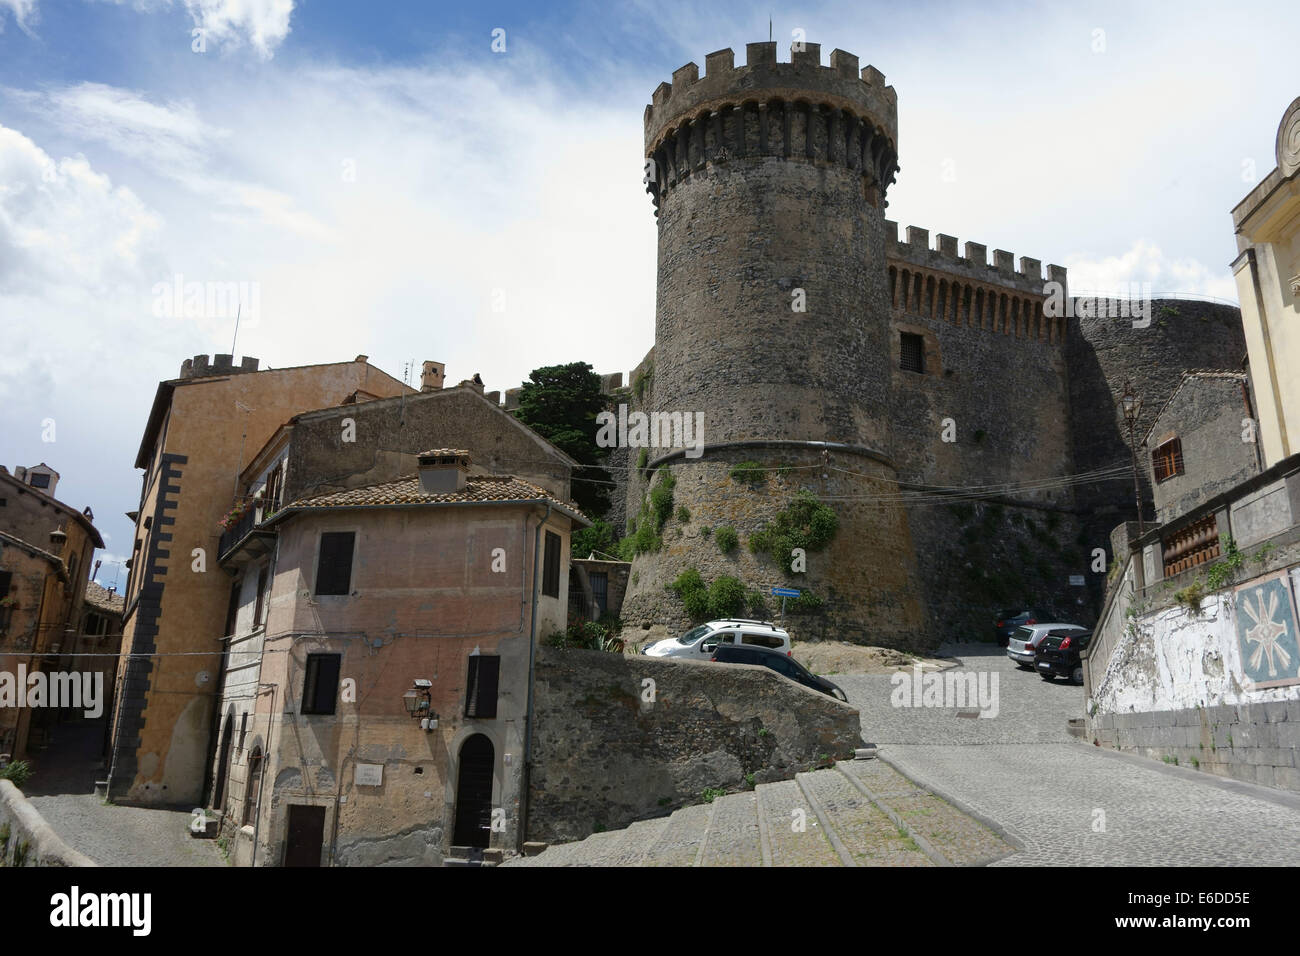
[677,625,712,645]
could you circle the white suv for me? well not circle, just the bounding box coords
[642,619,792,661]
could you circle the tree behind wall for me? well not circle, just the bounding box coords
[513,362,611,520]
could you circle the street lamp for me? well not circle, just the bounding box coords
[402,680,438,731]
[1121,382,1144,537]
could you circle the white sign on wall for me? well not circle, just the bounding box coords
[355,763,383,786]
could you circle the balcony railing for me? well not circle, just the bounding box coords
[218,498,279,565]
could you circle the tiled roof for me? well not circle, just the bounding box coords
[279,473,586,520]
[418,448,471,457]
[85,581,125,614]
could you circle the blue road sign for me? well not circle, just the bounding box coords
[771,587,801,598]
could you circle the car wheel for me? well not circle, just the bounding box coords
[1017,662,1032,670]
[1072,666,1084,686]
[1041,673,1055,682]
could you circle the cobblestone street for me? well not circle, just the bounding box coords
[21,718,227,867]
[840,643,1300,866]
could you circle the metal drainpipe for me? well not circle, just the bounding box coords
[519,501,551,853]
[249,680,276,866]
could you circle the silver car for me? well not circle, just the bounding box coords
[1006,623,1087,668]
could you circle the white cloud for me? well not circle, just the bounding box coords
[1064,240,1239,303]
[0,124,162,296]
[0,0,36,33]
[183,0,293,59]
[8,83,333,240]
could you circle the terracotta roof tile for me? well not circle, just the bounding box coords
[282,473,585,519]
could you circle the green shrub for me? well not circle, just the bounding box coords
[669,568,710,620]
[633,364,653,402]
[746,589,769,616]
[675,505,691,523]
[700,525,712,538]
[786,590,825,613]
[707,575,746,618]
[715,525,739,554]
[636,447,649,470]
[544,618,625,653]
[701,787,727,803]
[649,471,676,532]
[0,760,33,789]
[729,461,766,486]
[749,491,838,567]
[571,519,614,560]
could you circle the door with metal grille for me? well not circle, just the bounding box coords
[452,734,495,848]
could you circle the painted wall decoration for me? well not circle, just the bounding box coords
[1234,570,1300,688]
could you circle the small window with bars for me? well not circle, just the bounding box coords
[1152,437,1184,484]
[900,332,925,373]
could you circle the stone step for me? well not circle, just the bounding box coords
[639,802,713,867]
[697,791,762,867]
[757,778,843,866]
[800,766,930,866]
[838,759,1014,866]
[578,817,671,867]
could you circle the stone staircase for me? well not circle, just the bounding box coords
[507,758,1016,867]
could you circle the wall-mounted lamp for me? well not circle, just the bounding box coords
[402,679,438,731]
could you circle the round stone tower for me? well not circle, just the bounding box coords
[621,41,929,649]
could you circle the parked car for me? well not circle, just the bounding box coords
[641,619,792,661]
[1035,630,1091,685]
[711,644,848,701]
[993,607,1054,646]
[1006,623,1087,669]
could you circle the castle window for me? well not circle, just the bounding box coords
[900,332,925,374]
[1152,437,1184,483]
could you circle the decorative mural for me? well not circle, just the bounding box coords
[1234,571,1300,688]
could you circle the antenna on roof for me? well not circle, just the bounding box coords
[230,303,241,356]
[769,16,772,42]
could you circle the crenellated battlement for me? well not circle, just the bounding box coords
[644,42,900,215]
[885,220,1067,295]
[885,222,1070,345]
[179,354,260,379]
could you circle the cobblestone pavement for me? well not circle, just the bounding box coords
[21,718,226,867]
[841,642,1300,866]
[27,794,229,867]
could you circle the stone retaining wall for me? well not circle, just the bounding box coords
[1091,702,1300,792]
[527,647,863,843]
[0,779,97,867]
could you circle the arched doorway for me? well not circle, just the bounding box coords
[452,734,495,848]
[211,713,233,811]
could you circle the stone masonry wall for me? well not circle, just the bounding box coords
[527,647,863,843]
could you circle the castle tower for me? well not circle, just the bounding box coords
[621,42,927,647]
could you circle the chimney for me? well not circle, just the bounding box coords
[420,361,445,392]
[417,449,471,494]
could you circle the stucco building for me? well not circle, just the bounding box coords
[109,354,412,804]
[211,449,584,866]
[1232,96,1300,469]
[0,464,104,758]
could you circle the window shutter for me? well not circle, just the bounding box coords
[302,654,341,715]
[315,532,355,595]
[542,532,561,599]
[465,655,500,719]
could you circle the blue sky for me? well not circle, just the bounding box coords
[1,0,1296,586]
